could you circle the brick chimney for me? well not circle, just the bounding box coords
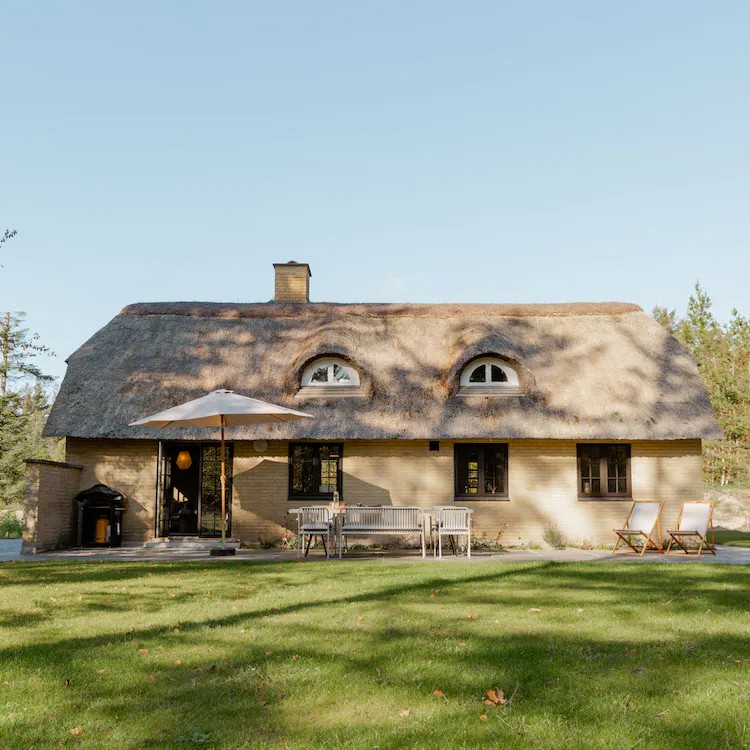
[273,261,311,302]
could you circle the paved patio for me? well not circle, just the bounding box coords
[2,538,749,564]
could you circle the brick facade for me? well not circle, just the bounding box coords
[273,262,310,302]
[20,437,703,550]
[22,460,83,553]
[64,438,159,545]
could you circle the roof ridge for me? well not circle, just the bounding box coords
[120,301,643,319]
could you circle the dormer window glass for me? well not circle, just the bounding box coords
[302,359,359,387]
[458,357,521,396]
[299,358,362,397]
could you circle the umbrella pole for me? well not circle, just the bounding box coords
[220,416,226,549]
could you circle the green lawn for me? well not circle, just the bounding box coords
[1,561,749,749]
[714,529,750,547]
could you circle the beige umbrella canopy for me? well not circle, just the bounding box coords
[130,389,313,553]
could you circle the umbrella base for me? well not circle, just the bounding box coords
[210,547,236,557]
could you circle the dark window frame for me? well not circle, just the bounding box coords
[454,443,509,501]
[288,442,344,501]
[576,443,632,500]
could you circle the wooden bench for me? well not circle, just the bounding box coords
[338,506,426,558]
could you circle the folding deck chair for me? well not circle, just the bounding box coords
[612,501,664,556]
[666,501,716,556]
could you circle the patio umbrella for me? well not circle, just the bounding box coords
[130,389,313,554]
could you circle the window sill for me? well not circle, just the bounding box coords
[296,386,365,399]
[456,387,523,397]
[288,497,338,503]
[454,496,510,502]
[577,496,633,502]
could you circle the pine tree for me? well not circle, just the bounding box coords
[0,385,63,509]
[0,311,60,511]
[0,312,53,397]
[653,283,750,486]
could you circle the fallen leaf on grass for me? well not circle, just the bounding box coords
[399,710,410,717]
[97,668,108,674]
[70,727,85,736]
[357,615,365,621]
[479,714,488,721]
[64,679,73,687]
[173,659,182,667]
[467,613,478,619]
[482,689,507,706]
[138,648,149,654]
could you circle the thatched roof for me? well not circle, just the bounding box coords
[45,301,722,441]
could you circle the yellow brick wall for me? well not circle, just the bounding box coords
[65,438,159,545]
[232,441,290,542]
[60,438,703,546]
[22,460,83,552]
[273,266,309,302]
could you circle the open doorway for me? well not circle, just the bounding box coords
[156,442,233,538]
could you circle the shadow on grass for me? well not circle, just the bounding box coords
[0,561,748,748]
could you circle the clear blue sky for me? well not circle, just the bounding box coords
[2,1,748,382]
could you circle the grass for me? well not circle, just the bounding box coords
[714,529,750,548]
[0,561,749,749]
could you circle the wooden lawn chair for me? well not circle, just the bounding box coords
[612,501,664,556]
[666,501,716,556]
[431,506,472,559]
[297,506,333,559]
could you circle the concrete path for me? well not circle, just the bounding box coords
[2,539,749,564]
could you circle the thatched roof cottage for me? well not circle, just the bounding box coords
[24,261,721,552]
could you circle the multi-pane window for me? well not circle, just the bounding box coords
[300,359,360,388]
[577,444,631,498]
[454,444,509,499]
[469,363,508,383]
[457,357,521,395]
[289,443,343,499]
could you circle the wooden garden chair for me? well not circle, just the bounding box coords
[431,506,472,559]
[297,506,333,559]
[666,501,716,556]
[612,501,664,556]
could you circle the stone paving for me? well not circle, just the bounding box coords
[2,537,749,564]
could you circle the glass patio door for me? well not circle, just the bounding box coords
[156,443,233,538]
[198,445,233,537]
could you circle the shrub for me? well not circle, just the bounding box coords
[543,523,568,549]
[0,516,23,538]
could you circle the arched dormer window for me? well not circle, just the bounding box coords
[299,357,362,397]
[458,357,522,396]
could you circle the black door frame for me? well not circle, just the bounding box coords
[156,441,233,538]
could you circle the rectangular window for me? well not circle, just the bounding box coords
[577,444,631,498]
[289,443,343,500]
[454,444,508,499]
